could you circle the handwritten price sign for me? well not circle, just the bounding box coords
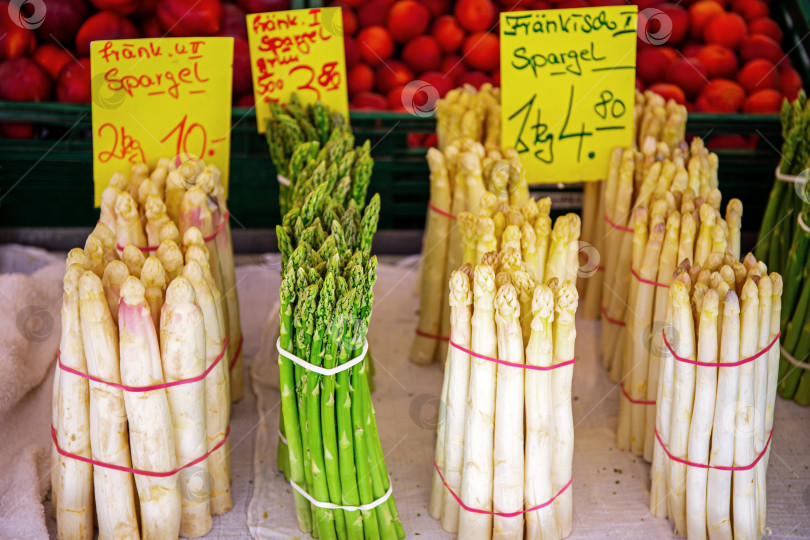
[247,7,349,133]
[90,37,234,205]
[500,6,638,183]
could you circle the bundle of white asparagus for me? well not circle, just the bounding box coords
[429,256,579,539]
[411,138,534,365]
[579,89,688,319]
[434,83,501,152]
[613,179,744,463]
[650,256,782,540]
[52,160,237,540]
[601,136,722,384]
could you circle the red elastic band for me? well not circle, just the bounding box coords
[117,242,158,253]
[434,458,571,517]
[449,335,575,371]
[600,303,626,327]
[597,265,605,272]
[415,328,450,342]
[428,202,456,220]
[229,334,244,371]
[604,214,633,233]
[655,427,772,471]
[630,266,670,288]
[662,330,780,368]
[620,380,655,405]
[52,424,230,477]
[58,336,228,392]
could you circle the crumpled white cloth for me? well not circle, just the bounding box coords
[0,246,63,540]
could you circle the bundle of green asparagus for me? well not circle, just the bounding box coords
[263,94,352,216]
[650,256,781,540]
[579,89,688,320]
[411,138,532,366]
[429,259,579,539]
[755,92,810,404]
[275,181,405,539]
[53,159,238,539]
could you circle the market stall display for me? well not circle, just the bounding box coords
[649,256,781,540]
[755,92,810,404]
[51,159,240,539]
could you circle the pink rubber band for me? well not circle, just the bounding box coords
[434,458,572,517]
[415,328,449,342]
[52,424,230,477]
[57,336,228,392]
[600,303,626,327]
[630,266,670,288]
[655,427,772,471]
[117,242,158,253]
[229,334,244,371]
[662,330,780,368]
[449,334,575,371]
[620,380,655,405]
[428,201,456,220]
[604,214,633,232]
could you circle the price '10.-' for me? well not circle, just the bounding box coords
[508,85,627,165]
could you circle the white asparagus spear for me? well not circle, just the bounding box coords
[760,273,781,535]
[667,279,696,536]
[430,336,451,521]
[122,244,145,279]
[160,221,182,246]
[101,260,128,325]
[411,148,452,365]
[114,192,146,255]
[645,211,681,462]
[56,265,94,540]
[650,283,677,519]
[141,257,166,333]
[100,184,120,234]
[685,289,719,540]
[183,261,232,515]
[525,285,558,540]
[534,215,551,286]
[144,196,170,248]
[165,170,186,225]
[754,275,772,533]
[458,264,497,540]
[119,277,181,539]
[156,240,184,283]
[128,162,149,201]
[91,222,119,267]
[66,248,91,271]
[78,271,139,540]
[733,279,759,540]
[161,277,213,537]
[84,234,105,278]
[51,355,60,519]
[493,284,525,539]
[552,281,577,538]
[707,289,740,540]
[440,270,474,533]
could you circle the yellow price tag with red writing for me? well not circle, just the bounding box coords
[90,37,234,206]
[500,6,638,183]
[246,7,349,133]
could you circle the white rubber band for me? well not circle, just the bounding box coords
[278,432,288,446]
[775,165,807,184]
[798,212,810,234]
[290,478,393,512]
[276,338,369,376]
[781,344,810,371]
[277,174,291,186]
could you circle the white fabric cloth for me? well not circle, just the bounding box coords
[2,252,809,539]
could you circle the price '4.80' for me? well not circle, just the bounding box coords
[508,86,627,165]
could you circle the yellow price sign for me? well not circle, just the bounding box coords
[90,37,234,206]
[500,6,638,183]
[247,7,349,133]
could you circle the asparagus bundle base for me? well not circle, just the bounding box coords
[53,158,238,539]
[650,258,782,539]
